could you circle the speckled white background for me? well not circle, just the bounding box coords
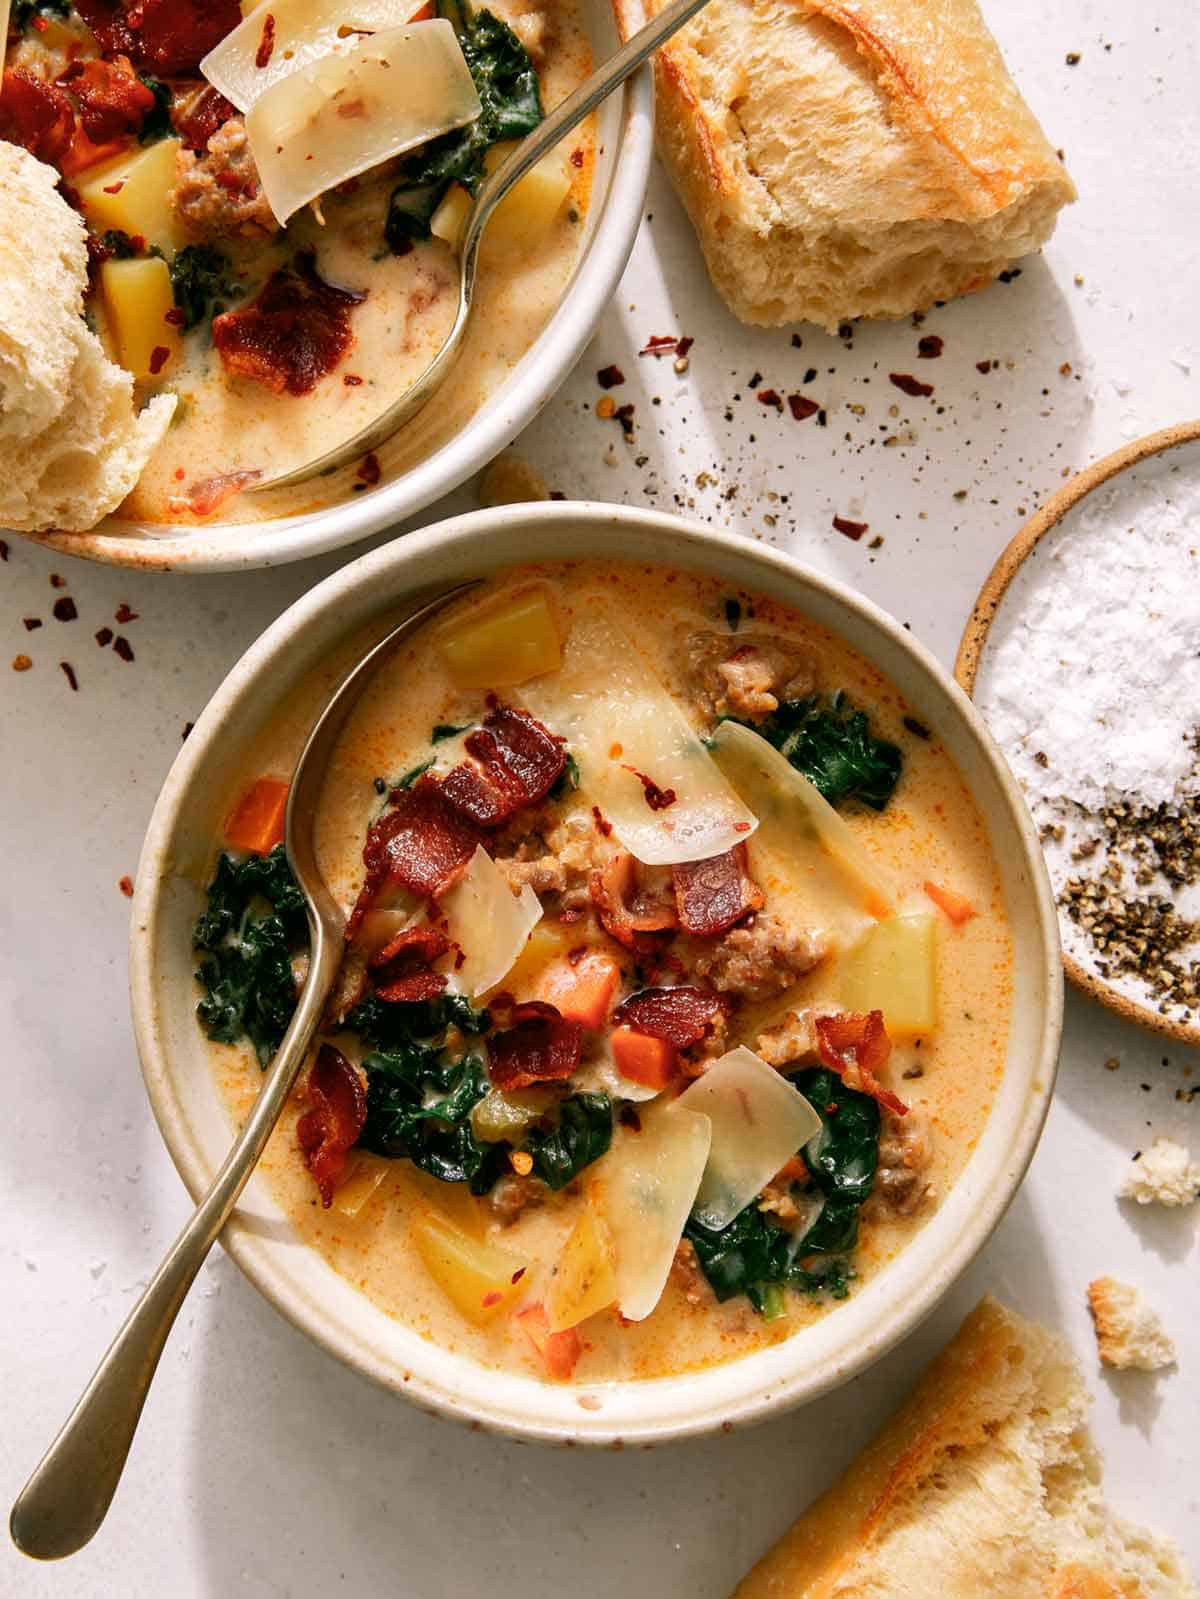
[3,0,1199,1591]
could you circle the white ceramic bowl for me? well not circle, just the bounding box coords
[131,503,1063,1444]
[23,21,652,574]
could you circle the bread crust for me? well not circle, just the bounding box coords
[732,1296,1196,1599]
[617,0,1077,327]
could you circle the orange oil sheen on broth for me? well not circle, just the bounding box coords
[206,560,1013,1383]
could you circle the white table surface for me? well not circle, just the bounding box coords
[3,1,1199,1592]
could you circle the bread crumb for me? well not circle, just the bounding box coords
[1087,1277,1176,1371]
[1119,1137,1200,1207]
[477,454,550,507]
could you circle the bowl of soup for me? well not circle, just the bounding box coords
[130,502,1062,1440]
[9,0,651,571]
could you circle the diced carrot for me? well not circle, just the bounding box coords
[923,880,976,926]
[514,1302,581,1381]
[224,776,289,854]
[610,1024,678,1090]
[534,950,621,1029]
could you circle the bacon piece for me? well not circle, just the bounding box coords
[368,924,450,1004]
[346,777,481,939]
[61,56,155,142]
[613,986,725,1049]
[672,844,763,937]
[173,83,237,150]
[441,704,565,828]
[212,249,366,396]
[589,851,677,950]
[73,0,243,75]
[185,469,262,517]
[814,1010,908,1117]
[488,1001,582,1091]
[296,1044,366,1207]
[0,69,75,165]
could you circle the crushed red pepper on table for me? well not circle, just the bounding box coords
[833,516,869,541]
[60,661,78,690]
[889,373,935,398]
[113,636,135,662]
[118,875,134,898]
[52,596,78,621]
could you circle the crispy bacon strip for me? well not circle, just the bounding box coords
[296,1044,366,1207]
[73,0,243,75]
[488,1001,582,1091]
[440,705,565,827]
[212,250,365,397]
[172,83,237,151]
[590,852,677,950]
[672,843,763,937]
[61,56,155,142]
[814,1011,908,1117]
[0,69,75,165]
[613,986,725,1049]
[368,925,450,1004]
[347,778,481,939]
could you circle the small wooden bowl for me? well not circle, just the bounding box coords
[956,419,1200,1048]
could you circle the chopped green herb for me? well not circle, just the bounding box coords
[523,1093,611,1189]
[394,757,435,790]
[745,691,902,810]
[169,243,241,332]
[137,73,172,142]
[432,721,472,743]
[385,5,542,251]
[100,229,140,259]
[548,750,580,799]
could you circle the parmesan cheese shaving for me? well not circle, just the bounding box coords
[439,846,541,999]
[518,604,758,866]
[244,21,481,225]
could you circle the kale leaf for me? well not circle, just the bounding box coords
[683,1066,880,1312]
[524,1093,611,1189]
[193,845,306,950]
[745,691,902,811]
[385,5,543,251]
[169,244,241,332]
[359,1046,505,1192]
[100,229,141,260]
[138,73,172,142]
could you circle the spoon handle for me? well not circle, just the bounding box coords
[464,0,712,258]
[9,918,341,1562]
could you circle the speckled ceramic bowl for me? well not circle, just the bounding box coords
[130,503,1063,1444]
[19,8,652,575]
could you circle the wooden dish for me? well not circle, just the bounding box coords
[956,419,1200,1047]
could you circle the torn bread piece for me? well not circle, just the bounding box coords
[0,142,174,532]
[1087,1278,1177,1373]
[1119,1138,1200,1209]
[615,0,1076,330]
[733,1296,1194,1599]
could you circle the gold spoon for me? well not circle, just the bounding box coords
[251,0,713,493]
[9,581,477,1561]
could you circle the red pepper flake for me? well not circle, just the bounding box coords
[623,765,677,811]
[756,388,783,411]
[614,403,636,438]
[118,875,134,897]
[917,334,944,359]
[356,451,381,485]
[481,1291,502,1308]
[113,636,135,662]
[183,721,195,740]
[31,12,48,28]
[60,661,79,691]
[12,654,32,672]
[102,180,125,194]
[511,1267,526,1284]
[787,393,819,421]
[676,336,694,359]
[148,345,170,375]
[343,372,363,386]
[164,307,185,326]
[50,573,65,587]
[95,626,114,647]
[976,359,993,374]
[889,372,934,398]
[115,602,139,623]
[255,12,276,67]
[833,515,869,541]
[0,540,8,560]
[52,596,78,621]
[174,467,186,480]
[591,805,613,837]
[569,147,583,168]
[22,617,42,631]
[596,364,625,388]
[639,334,682,357]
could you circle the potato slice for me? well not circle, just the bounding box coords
[98,257,182,383]
[411,1210,528,1324]
[480,141,571,257]
[436,586,562,690]
[840,913,938,1038]
[547,1203,617,1333]
[77,138,187,259]
[329,1154,389,1219]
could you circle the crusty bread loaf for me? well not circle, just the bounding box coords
[1087,1278,1176,1373]
[733,1297,1195,1599]
[616,0,1077,329]
[0,141,175,532]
